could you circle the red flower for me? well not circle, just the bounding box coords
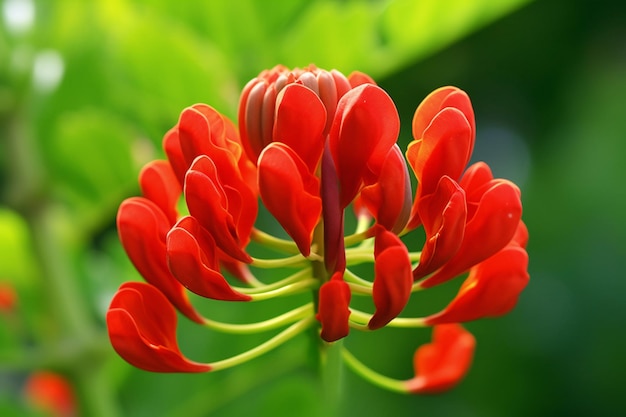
[23,371,77,417]
[108,65,528,395]
[0,281,17,313]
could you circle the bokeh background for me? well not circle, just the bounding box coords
[2,0,625,416]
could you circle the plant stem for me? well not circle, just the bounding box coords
[319,339,344,416]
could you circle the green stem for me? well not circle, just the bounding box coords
[210,316,315,371]
[320,339,344,415]
[341,348,407,394]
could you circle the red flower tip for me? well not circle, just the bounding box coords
[258,143,322,256]
[23,371,77,417]
[273,83,326,172]
[316,273,351,342]
[407,107,473,200]
[368,229,413,330]
[425,245,529,325]
[405,324,475,394]
[106,282,211,373]
[412,86,475,146]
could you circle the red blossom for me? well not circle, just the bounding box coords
[106,282,211,373]
[23,371,77,417]
[0,281,17,313]
[109,65,528,395]
[405,324,475,394]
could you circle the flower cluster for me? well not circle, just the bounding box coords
[107,65,528,394]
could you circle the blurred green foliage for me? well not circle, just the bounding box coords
[2,0,626,416]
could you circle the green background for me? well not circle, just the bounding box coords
[1,0,625,415]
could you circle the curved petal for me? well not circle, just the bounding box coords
[407,107,473,199]
[421,179,522,288]
[412,176,466,279]
[117,198,203,323]
[329,84,400,207]
[405,324,475,394]
[273,83,326,172]
[167,217,251,301]
[412,86,475,144]
[106,282,211,373]
[368,230,413,330]
[258,143,322,256]
[360,145,413,233]
[316,273,351,342]
[162,128,187,186]
[139,160,181,225]
[184,156,251,263]
[425,246,529,325]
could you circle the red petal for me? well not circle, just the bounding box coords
[360,145,413,233]
[405,324,475,394]
[347,71,376,88]
[412,176,467,279]
[163,128,187,186]
[329,84,400,207]
[425,246,529,324]
[316,273,351,342]
[184,156,252,263]
[139,160,181,225]
[167,217,251,301]
[407,107,473,198]
[273,83,326,172]
[368,230,413,330]
[421,179,522,288]
[412,86,475,143]
[258,143,322,256]
[106,282,211,373]
[117,198,203,323]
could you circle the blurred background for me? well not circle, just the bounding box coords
[1,0,625,416]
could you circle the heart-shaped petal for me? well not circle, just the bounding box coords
[107,282,211,373]
[258,143,322,256]
[316,273,351,342]
[405,324,475,394]
[368,229,413,330]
